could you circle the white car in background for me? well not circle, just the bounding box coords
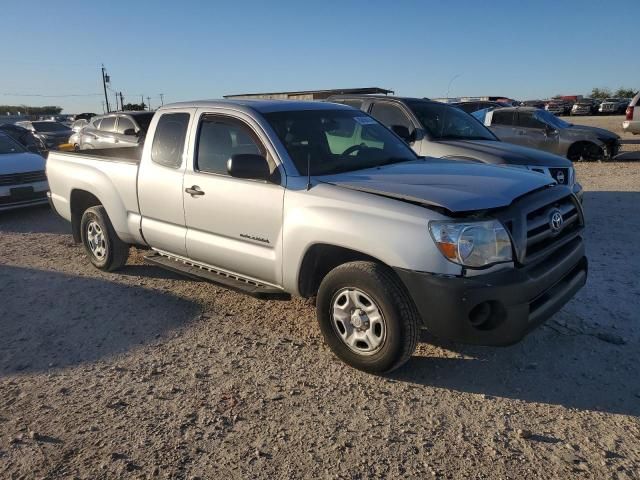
[622,92,640,135]
[0,132,49,211]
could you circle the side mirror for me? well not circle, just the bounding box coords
[227,154,271,180]
[544,125,558,136]
[391,125,416,143]
[123,128,137,136]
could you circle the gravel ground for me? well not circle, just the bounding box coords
[1,162,639,479]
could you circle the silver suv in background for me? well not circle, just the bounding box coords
[78,111,154,150]
[328,95,581,197]
[474,107,620,161]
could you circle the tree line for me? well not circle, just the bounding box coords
[1,105,63,115]
[590,87,637,100]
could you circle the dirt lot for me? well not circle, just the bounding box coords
[1,161,639,479]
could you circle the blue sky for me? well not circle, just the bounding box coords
[1,0,638,113]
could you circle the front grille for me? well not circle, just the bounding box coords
[0,171,47,186]
[494,187,584,266]
[548,167,569,185]
[0,190,47,205]
[525,195,581,259]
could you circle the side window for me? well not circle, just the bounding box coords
[491,110,515,126]
[116,117,135,134]
[196,116,264,175]
[150,112,190,168]
[92,118,102,129]
[517,112,545,129]
[99,116,116,132]
[369,103,413,131]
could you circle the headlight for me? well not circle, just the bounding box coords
[429,220,512,268]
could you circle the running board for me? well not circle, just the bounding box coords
[143,252,291,301]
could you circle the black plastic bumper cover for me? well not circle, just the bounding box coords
[395,238,587,346]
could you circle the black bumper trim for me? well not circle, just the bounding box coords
[395,238,587,346]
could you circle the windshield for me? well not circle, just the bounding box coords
[533,109,571,129]
[263,109,418,175]
[0,134,26,154]
[407,101,497,141]
[32,121,70,132]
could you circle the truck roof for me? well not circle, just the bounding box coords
[159,99,354,114]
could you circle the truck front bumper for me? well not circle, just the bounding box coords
[395,238,587,346]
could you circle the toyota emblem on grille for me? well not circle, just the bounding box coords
[555,171,565,184]
[549,209,564,233]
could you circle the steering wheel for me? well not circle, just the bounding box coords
[341,143,366,156]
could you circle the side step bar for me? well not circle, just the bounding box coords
[143,252,291,301]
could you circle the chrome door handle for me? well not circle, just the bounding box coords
[185,186,205,196]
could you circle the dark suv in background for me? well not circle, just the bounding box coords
[14,120,72,150]
[327,94,581,198]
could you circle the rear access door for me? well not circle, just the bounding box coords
[138,108,195,256]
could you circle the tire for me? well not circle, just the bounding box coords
[80,206,129,272]
[316,261,419,373]
[567,142,604,162]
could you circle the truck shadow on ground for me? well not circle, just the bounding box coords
[0,205,68,235]
[0,265,200,377]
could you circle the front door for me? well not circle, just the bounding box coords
[183,112,284,286]
[515,111,559,152]
[114,116,141,148]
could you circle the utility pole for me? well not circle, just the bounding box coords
[113,91,119,111]
[119,92,125,110]
[159,93,164,106]
[101,65,110,113]
[101,101,105,114]
[140,95,144,110]
[147,96,151,110]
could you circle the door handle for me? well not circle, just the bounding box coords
[185,185,205,196]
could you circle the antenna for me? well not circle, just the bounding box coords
[306,152,312,191]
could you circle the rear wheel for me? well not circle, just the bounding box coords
[316,261,419,373]
[80,206,129,271]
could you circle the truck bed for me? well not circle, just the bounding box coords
[46,147,144,244]
[60,147,142,164]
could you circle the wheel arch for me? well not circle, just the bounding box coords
[567,140,603,161]
[70,189,103,243]
[297,243,390,298]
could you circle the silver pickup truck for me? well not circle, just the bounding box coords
[47,100,588,373]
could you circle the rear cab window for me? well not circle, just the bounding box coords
[150,113,190,168]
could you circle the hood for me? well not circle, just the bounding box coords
[435,139,571,167]
[320,159,555,213]
[566,124,619,140]
[0,152,46,175]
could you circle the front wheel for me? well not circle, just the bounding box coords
[80,206,129,271]
[316,261,419,373]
